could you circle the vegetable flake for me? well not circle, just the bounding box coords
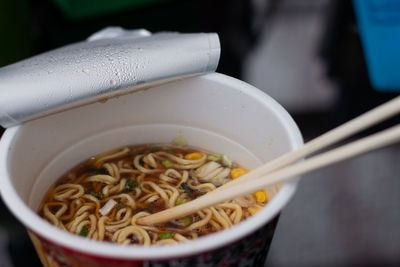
[162,160,173,168]
[178,216,192,227]
[180,182,193,197]
[124,178,139,192]
[159,232,172,239]
[207,154,221,162]
[79,226,89,237]
[176,198,187,205]
[99,199,117,216]
[90,191,104,200]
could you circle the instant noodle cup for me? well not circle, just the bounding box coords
[0,73,303,266]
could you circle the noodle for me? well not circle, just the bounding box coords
[38,144,269,245]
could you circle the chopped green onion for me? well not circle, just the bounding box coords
[118,202,126,208]
[90,191,104,200]
[176,198,187,205]
[124,178,139,192]
[162,160,173,168]
[164,149,173,154]
[159,232,172,239]
[127,178,139,188]
[79,226,89,237]
[172,135,187,146]
[180,182,193,197]
[207,154,221,162]
[178,216,192,227]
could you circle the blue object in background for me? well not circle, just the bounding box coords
[353,0,400,92]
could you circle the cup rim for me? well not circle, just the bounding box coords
[0,73,303,260]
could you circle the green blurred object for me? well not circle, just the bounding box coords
[52,0,173,20]
[0,0,33,67]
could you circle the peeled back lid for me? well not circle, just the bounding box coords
[0,27,220,128]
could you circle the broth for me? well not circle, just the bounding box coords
[38,144,268,245]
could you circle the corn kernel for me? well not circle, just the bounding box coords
[248,205,263,215]
[184,153,203,160]
[230,168,248,179]
[255,191,268,203]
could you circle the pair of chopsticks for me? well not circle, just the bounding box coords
[137,96,400,225]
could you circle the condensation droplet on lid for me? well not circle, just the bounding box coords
[82,69,90,75]
[110,80,116,86]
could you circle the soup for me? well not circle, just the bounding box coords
[38,145,268,245]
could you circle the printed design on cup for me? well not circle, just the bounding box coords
[28,230,67,267]
[27,216,278,267]
[147,216,278,267]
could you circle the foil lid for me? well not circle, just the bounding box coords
[0,28,220,128]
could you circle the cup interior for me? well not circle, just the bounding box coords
[0,73,303,259]
[29,124,264,210]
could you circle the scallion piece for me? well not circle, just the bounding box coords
[176,198,187,205]
[162,160,173,168]
[90,191,104,200]
[123,178,139,192]
[79,225,89,237]
[99,199,117,216]
[159,232,172,239]
[207,154,221,162]
[178,216,192,227]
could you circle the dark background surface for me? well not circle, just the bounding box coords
[0,0,399,266]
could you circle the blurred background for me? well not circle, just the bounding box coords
[0,0,399,266]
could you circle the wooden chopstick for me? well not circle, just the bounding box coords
[137,96,400,225]
[215,95,400,191]
[138,123,400,225]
